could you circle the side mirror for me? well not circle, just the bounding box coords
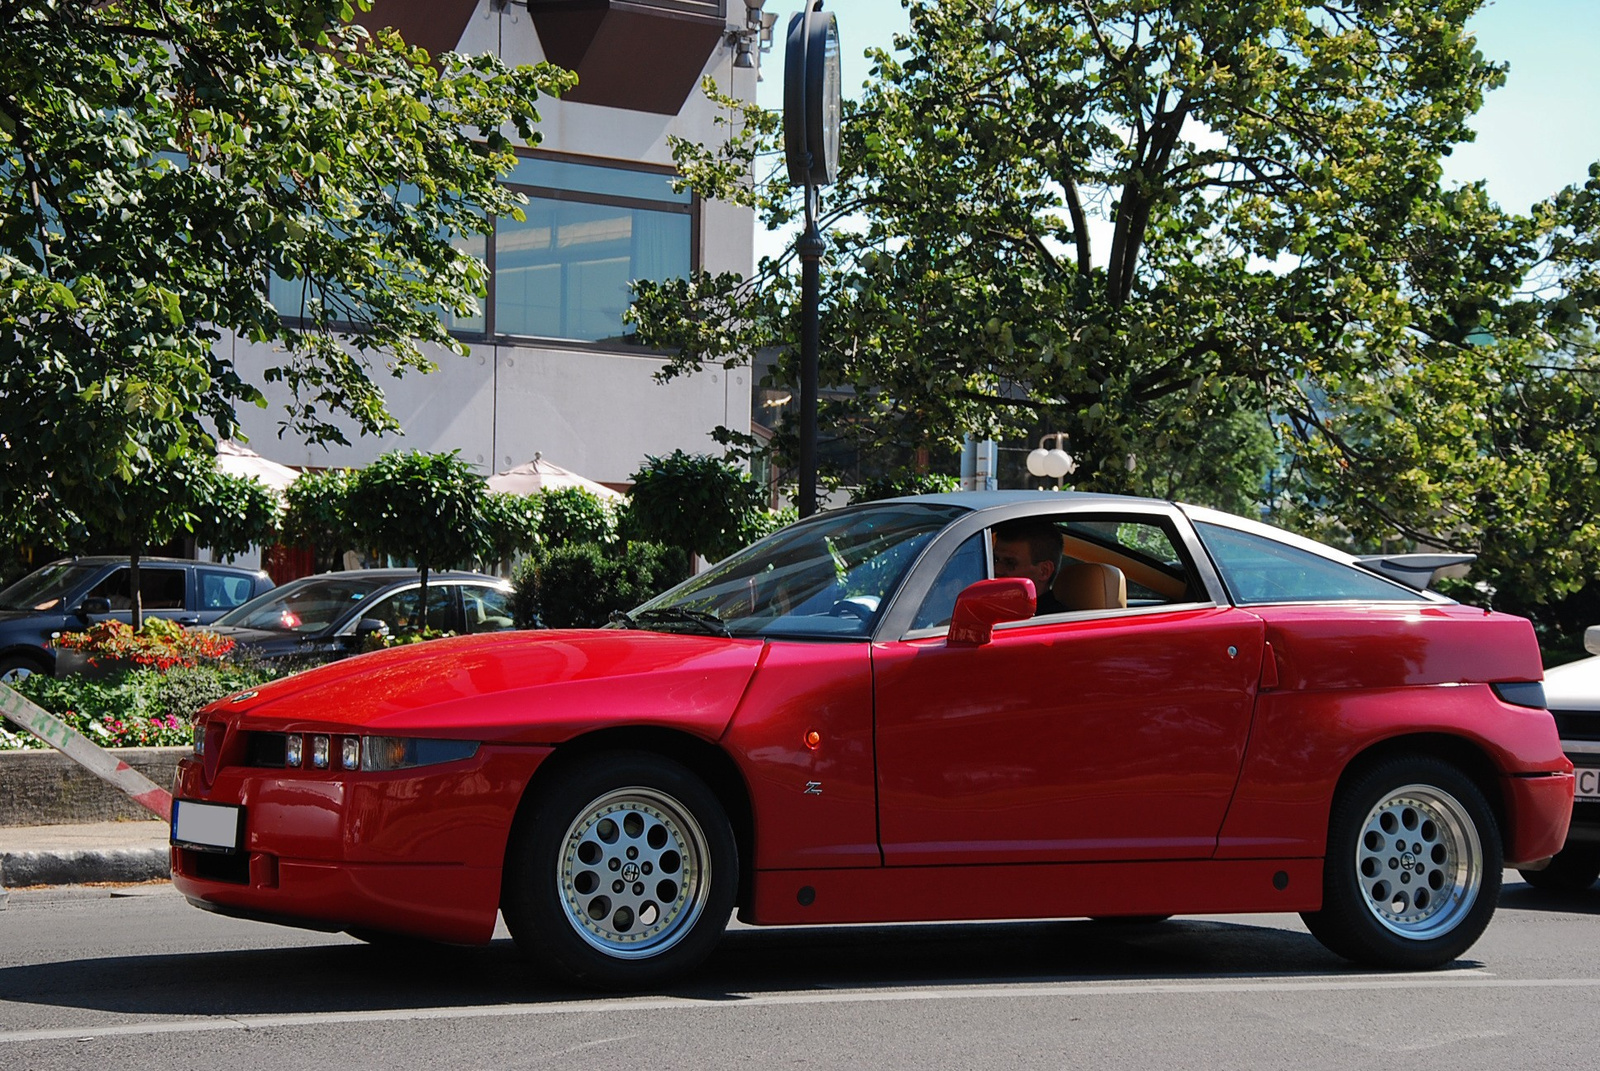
[354,618,390,639]
[1585,625,1600,657]
[948,578,1035,647]
[76,597,112,617]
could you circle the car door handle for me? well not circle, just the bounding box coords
[175,616,201,625]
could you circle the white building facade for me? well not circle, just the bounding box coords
[227,0,763,489]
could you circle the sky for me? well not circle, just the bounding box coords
[753,0,1600,215]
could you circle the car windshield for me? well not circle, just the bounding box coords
[214,575,401,634]
[0,562,103,612]
[629,502,967,639]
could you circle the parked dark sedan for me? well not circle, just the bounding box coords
[205,570,516,668]
[0,556,274,681]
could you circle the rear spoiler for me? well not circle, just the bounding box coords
[1356,553,1476,591]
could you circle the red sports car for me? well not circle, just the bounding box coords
[171,492,1573,988]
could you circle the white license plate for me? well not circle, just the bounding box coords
[1577,767,1600,802]
[171,800,243,853]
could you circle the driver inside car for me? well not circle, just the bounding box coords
[992,517,1067,616]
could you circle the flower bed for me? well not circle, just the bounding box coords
[1,620,280,752]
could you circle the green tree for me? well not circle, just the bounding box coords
[636,1,1600,624]
[281,468,358,573]
[346,450,484,616]
[190,470,283,563]
[0,0,570,582]
[626,450,771,564]
[475,491,542,572]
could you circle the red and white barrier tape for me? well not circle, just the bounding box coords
[0,684,173,821]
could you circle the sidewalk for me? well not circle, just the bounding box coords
[0,820,171,904]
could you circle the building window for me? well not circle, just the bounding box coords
[494,155,694,344]
[268,154,695,348]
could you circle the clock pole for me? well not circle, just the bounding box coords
[784,1,840,518]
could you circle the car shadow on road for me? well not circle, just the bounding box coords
[0,915,1482,1019]
[1498,880,1600,917]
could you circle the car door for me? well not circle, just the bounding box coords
[873,508,1265,866]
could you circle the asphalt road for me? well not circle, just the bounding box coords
[2,874,1597,1070]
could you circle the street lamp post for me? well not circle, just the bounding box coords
[1025,433,1077,490]
[784,1,840,518]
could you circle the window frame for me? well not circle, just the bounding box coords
[484,149,700,351]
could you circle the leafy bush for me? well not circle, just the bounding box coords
[363,627,457,652]
[512,541,690,629]
[536,487,617,550]
[475,491,541,567]
[2,662,278,751]
[625,450,770,563]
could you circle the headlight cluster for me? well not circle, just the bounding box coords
[271,733,479,772]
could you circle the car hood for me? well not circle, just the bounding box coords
[203,621,328,656]
[216,628,767,744]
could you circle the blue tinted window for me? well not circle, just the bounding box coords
[1197,522,1426,605]
[911,534,987,630]
[496,200,690,342]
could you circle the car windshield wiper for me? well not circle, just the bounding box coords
[628,607,732,637]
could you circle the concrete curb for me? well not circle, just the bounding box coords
[0,847,171,890]
[0,822,173,904]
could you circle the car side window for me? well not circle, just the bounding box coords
[86,569,133,610]
[910,534,987,630]
[1058,516,1201,607]
[366,587,453,633]
[199,570,254,611]
[461,585,515,633]
[1195,521,1427,604]
[86,567,185,611]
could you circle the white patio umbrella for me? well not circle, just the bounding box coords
[487,453,625,501]
[216,439,301,492]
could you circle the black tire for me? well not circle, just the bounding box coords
[1519,845,1600,893]
[0,652,48,685]
[501,751,737,990]
[1301,756,1501,969]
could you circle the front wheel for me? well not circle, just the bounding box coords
[0,653,46,684]
[502,752,737,990]
[1301,757,1501,969]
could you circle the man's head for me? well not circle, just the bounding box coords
[992,517,1062,603]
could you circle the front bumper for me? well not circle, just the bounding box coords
[170,743,552,944]
[1559,749,1600,846]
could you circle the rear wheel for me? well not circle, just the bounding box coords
[502,752,737,990]
[1301,757,1501,969]
[1519,845,1600,893]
